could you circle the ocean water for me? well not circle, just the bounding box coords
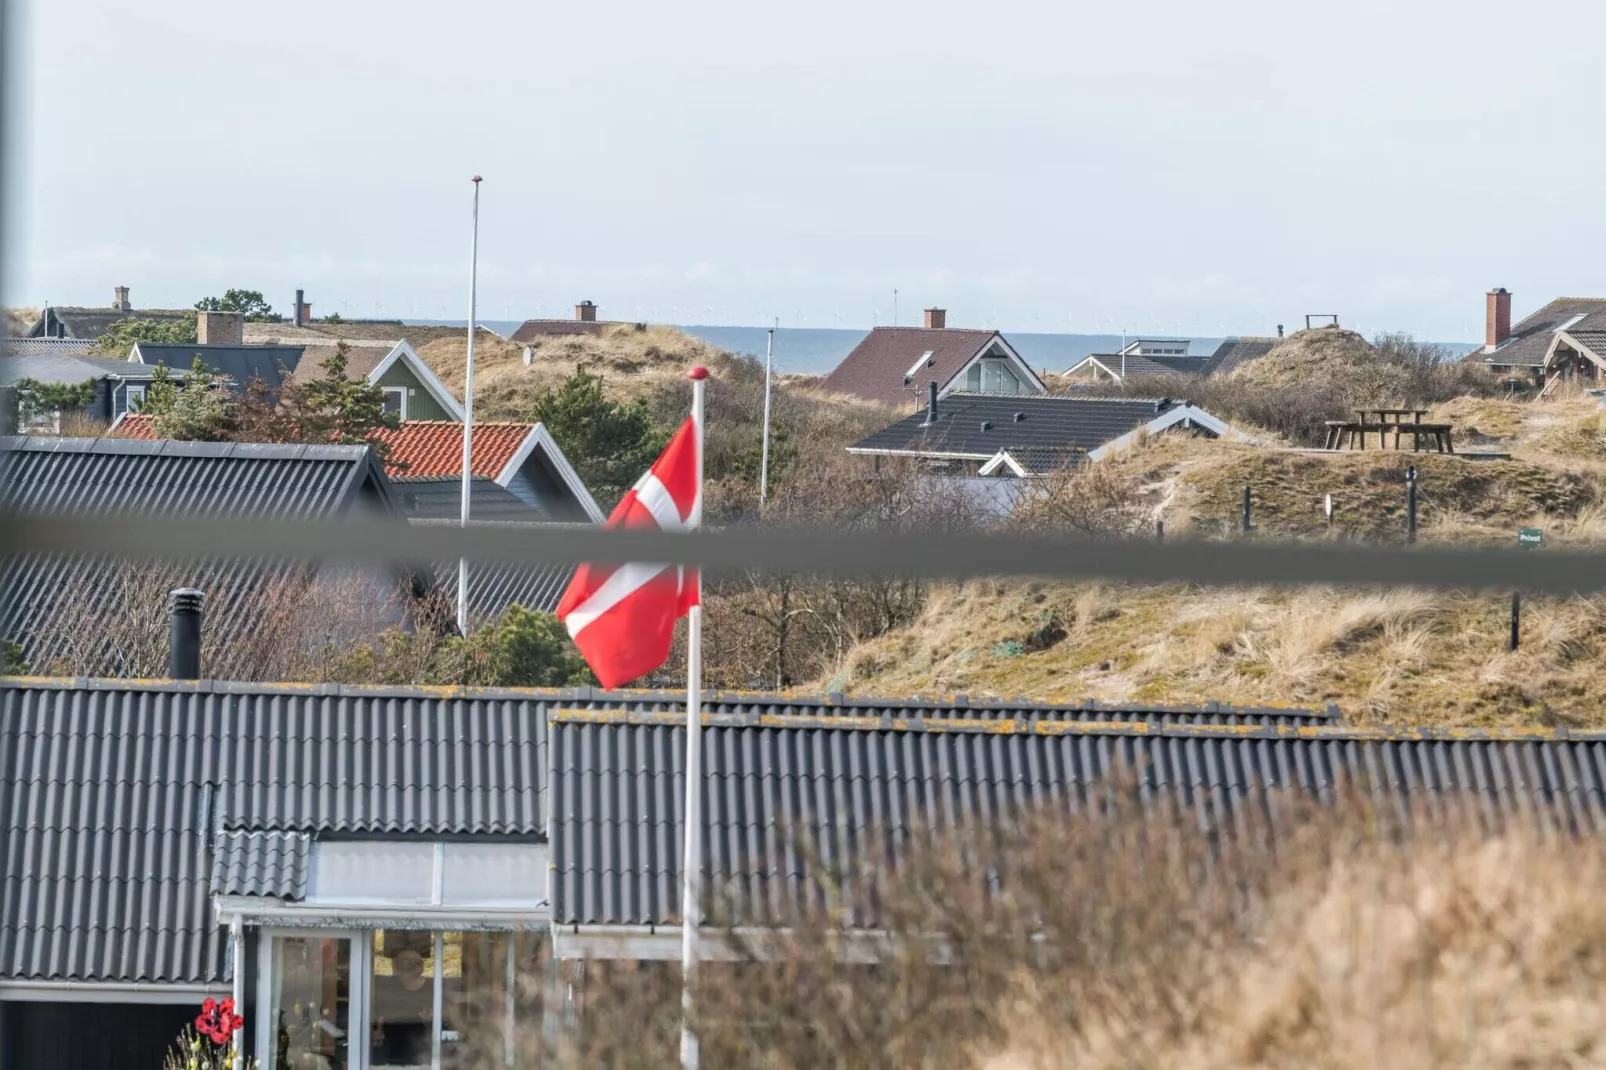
[455,320,1224,377]
[431,321,1477,378]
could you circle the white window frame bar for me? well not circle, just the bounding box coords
[383,385,408,420]
[256,927,366,1070]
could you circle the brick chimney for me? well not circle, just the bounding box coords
[113,286,131,312]
[196,310,244,346]
[923,308,946,330]
[1485,288,1512,353]
[575,300,597,323]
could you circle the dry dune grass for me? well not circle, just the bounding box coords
[1537,408,1606,459]
[1163,441,1598,543]
[3,307,38,337]
[808,398,1605,723]
[414,324,735,418]
[1229,327,1412,404]
[982,824,1606,1070]
[828,579,1606,726]
[557,799,1606,1070]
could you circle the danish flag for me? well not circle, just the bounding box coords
[556,412,701,688]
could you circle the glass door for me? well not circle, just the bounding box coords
[259,932,358,1070]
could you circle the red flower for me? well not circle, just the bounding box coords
[195,998,244,1046]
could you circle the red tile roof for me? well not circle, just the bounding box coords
[820,327,1001,408]
[368,421,534,478]
[109,413,158,440]
[110,415,535,481]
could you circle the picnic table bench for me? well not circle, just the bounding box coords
[1323,409,1453,452]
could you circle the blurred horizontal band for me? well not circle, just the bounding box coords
[2,511,1599,594]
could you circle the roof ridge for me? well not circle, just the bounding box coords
[954,391,1167,403]
[378,419,534,428]
[0,435,371,458]
[548,707,1591,743]
[0,674,1330,716]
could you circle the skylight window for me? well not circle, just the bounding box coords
[904,350,935,379]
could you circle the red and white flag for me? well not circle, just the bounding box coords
[556,413,701,689]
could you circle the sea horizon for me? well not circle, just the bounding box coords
[416,320,1480,378]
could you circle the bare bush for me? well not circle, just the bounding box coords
[693,451,988,688]
[1009,461,1150,537]
[525,791,1606,1069]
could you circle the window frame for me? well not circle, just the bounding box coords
[383,386,408,420]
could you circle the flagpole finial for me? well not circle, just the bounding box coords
[687,366,709,380]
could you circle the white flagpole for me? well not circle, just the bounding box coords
[457,175,481,636]
[680,364,708,1070]
[759,319,775,507]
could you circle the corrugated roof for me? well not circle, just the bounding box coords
[821,327,1002,408]
[0,678,1336,983]
[0,680,549,983]
[0,437,403,672]
[549,712,1606,927]
[211,830,311,899]
[369,421,532,479]
[852,393,1181,458]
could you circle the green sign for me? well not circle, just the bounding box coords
[1518,528,1544,549]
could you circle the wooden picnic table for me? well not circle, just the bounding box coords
[1354,408,1429,425]
[1324,416,1454,453]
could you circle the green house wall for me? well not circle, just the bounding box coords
[376,359,456,422]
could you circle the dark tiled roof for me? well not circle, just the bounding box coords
[1201,336,1280,376]
[0,353,157,387]
[1569,329,1606,358]
[132,343,305,392]
[1484,298,1606,369]
[0,678,1336,983]
[851,393,1177,458]
[1081,353,1211,378]
[0,437,402,671]
[995,445,1085,473]
[821,327,1001,408]
[549,713,1606,927]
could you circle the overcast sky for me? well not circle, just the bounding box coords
[5,0,1603,340]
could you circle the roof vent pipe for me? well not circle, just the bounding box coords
[169,587,204,681]
[924,380,938,425]
[1013,412,1025,422]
